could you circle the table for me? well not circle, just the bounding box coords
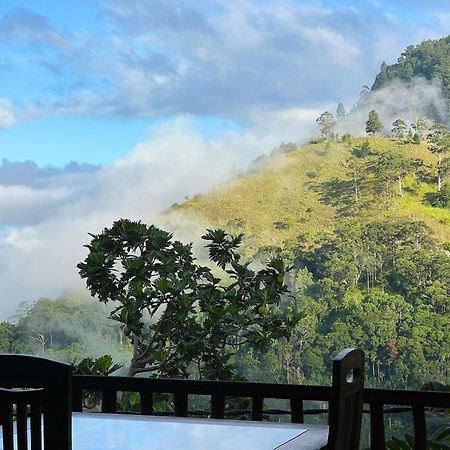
[71,413,328,450]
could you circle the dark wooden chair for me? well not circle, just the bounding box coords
[326,348,365,450]
[0,354,72,450]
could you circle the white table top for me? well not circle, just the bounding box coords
[71,412,328,450]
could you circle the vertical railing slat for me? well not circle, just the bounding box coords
[30,403,42,450]
[290,397,304,423]
[412,405,426,450]
[1,403,14,450]
[16,402,28,450]
[102,389,117,413]
[140,391,154,415]
[251,396,263,421]
[211,394,225,419]
[174,393,188,417]
[369,402,385,450]
[72,386,83,412]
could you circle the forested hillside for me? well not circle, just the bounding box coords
[372,35,450,97]
[164,135,450,389]
[0,295,127,368]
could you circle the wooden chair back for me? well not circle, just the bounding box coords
[327,348,365,450]
[0,387,46,450]
[0,354,72,450]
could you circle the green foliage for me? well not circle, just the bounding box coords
[72,354,123,376]
[366,110,382,135]
[424,185,450,208]
[383,434,450,450]
[0,322,14,352]
[78,220,300,379]
[290,219,450,387]
[353,140,371,158]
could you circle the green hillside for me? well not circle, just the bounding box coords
[165,136,450,253]
[162,135,450,392]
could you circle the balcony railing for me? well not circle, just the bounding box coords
[72,375,450,450]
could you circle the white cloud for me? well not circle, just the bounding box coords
[0,99,16,128]
[5,0,444,122]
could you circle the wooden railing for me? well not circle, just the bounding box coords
[72,375,450,450]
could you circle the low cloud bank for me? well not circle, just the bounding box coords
[338,78,449,135]
[0,159,98,188]
[0,111,317,319]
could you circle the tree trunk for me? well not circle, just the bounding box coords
[128,335,140,377]
[398,176,403,197]
[438,155,442,192]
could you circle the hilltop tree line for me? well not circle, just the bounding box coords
[371,34,450,101]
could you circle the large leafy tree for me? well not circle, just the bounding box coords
[78,219,299,379]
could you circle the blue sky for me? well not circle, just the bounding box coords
[1,0,449,166]
[0,0,450,316]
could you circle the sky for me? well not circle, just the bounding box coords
[0,0,450,318]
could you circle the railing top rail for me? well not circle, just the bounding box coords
[72,375,450,408]
[72,375,331,400]
[364,387,450,407]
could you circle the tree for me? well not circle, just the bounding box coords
[343,156,367,203]
[366,110,382,135]
[316,111,336,139]
[78,220,299,379]
[391,119,407,138]
[369,151,414,198]
[359,85,371,101]
[413,132,421,144]
[0,322,14,352]
[428,123,450,191]
[336,103,346,120]
[411,118,428,140]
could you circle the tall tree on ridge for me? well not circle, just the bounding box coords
[337,103,346,120]
[392,119,407,138]
[366,110,382,135]
[411,118,428,140]
[316,111,336,139]
[428,123,450,191]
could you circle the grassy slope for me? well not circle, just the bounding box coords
[163,137,450,254]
